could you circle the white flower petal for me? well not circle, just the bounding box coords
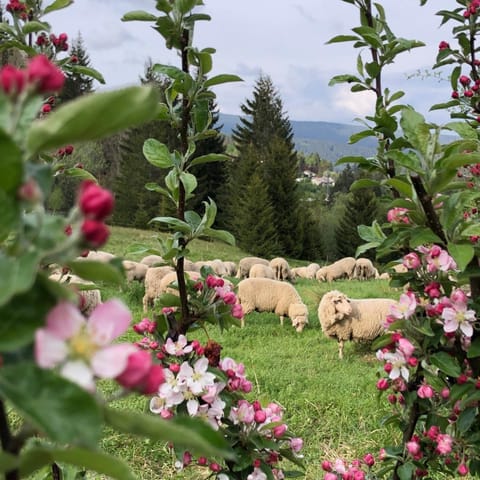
[60,360,95,391]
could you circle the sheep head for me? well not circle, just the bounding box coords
[319,290,352,328]
[288,303,309,332]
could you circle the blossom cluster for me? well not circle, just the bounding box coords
[322,454,376,480]
[130,325,304,479]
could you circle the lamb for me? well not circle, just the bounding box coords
[122,260,149,282]
[249,263,275,279]
[142,265,175,312]
[353,258,377,281]
[269,257,294,282]
[237,256,270,279]
[316,257,356,282]
[49,272,102,316]
[237,277,309,332]
[318,289,396,359]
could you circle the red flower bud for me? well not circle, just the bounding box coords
[26,54,65,93]
[81,219,110,247]
[0,64,25,97]
[78,180,114,221]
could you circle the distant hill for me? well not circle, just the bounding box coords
[219,113,377,164]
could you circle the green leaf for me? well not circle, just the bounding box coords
[149,216,193,234]
[43,0,73,14]
[27,86,160,156]
[0,190,19,243]
[436,152,480,171]
[397,462,415,480]
[69,65,105,84]
[326,34,359,44]
[444,121,477,140]
[179,172,197,197]
[328,74,362,86]
[349,129,375,144]
[67,260,124,285]
[409,228,443,248]
[0,130,23,193]
[0,364,102,447]
[355,241,380,257]
[447,242,474,271]
[467,337,480,359]
[430,352,461,377]
[143,139,174,168]
[21,21,50,34]
[350,178,380,190]
[63,167,97,181]
[385,178,413,198]
[203,74,243,88]
[121,10,158,21]
[386,149,423,174]
[104,407,233,459]
[457,407,477,434]
[189,153,229,167]
[177,0,197,14]
[19,446,137,480]
[201,227,235,245]
[0,451,18,473]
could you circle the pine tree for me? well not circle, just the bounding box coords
[227,75,301,257]
[59,33,94,102]
[334,188,379,258]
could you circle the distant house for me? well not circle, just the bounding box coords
[311,175,335,187]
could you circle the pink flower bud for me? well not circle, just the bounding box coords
[458,463,469,476]
[254,410,267,423]
[26,55,65,93]
[417,384,434,399]
[321,460,333,472]
[116,350,152,389]
[81,219,110,248]
[440,387,450,399]
[79,180,114,221]
[231,303,244,319]
[376,378,389,391]
[142,364,165,395]
[0,64,25,97]
[363,453,375,467]
[273,424,287,438]
[223,291,237,305]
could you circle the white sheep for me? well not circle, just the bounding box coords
[237,256,270,279]
[223,261,237,277]
[318,289,396,359]
[49,272,102,316]
[140,255,165,267]
[249,263,275,279]
[269,257,294,282]
[317,257,356,282]
[122,260,149,282]
[85,250,116,262]
[237,278,309,332]
[292,263,320,280]
[353,258,377,281]
[142,265,175,312]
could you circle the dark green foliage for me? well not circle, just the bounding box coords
[59,33,94,103]
[334,187,379,259]
[332,164,359,194]
[233,171,280,257]
[228,75,302,257]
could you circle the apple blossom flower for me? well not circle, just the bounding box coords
[417,383,435,399]
[387,207,409,224]
[389,292,416,319]
[26,54,65,93]
[406,439,421,456]
[164,334,193,356]
[78,180,114,221]
[177,356,216,395]
[230,399,255,424]
[382,350,410,381]
[290,437,303,453]
[403,252,421,269]
[397,337,415,357]
[458,463,469,476]
[441,302,477,337]
[195,397,226,430]
[247,468,267,480]
[435,433,453,455]
[35,299,136,391]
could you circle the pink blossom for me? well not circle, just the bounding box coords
[406,439,421,456]
[403,252,421,269]
[458,463,469,476]
[290,437,303,453]
[441,302,476,338]
[231,303,244,319]
[451,288,468,304]
[324,474,337,480]
[321,460,333,472]
[435,433,453,455]
[363,453,374,467]
[424,282,441,298]
[417,383,434,399]
[35,300,136,391]
[26,54,65,93]
[273,424,287,438]
[423,246,457,272]
[387,207,409,224]
[397,338,415,357]
[247,468,267,480]
[164,335,193,356]
[390,292,416,319]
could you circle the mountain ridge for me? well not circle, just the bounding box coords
[219,112,377,163]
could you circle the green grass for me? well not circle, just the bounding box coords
[92,227,405,478]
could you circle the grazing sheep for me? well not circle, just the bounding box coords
[237,256,270,279]
[142,265,175,312]
[249,263,275,279]
[223,261,237,277]
[318,290,396,359]
[237,278,309,332]
[292,263,320,280]
[317,257,357,282]
[157,270,201,297]
[140,255,165,267]
[210,259,229,277]
[122,260,149,282]
[353,258,377,281]
[85,250,116,262]
[269,257,294,282]
[49,272,101,316]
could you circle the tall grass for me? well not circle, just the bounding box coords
[95,227,404,479]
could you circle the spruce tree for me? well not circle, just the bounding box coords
[228,75,301,257]
[334,187,379,258]
[59,33,93,102]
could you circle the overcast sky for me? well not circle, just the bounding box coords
[46,0,456,125]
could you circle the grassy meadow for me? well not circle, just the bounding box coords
[92,226,405,479]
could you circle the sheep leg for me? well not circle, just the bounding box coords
[338,340,344,360]
[279,315,284,326]
[241,317,245,328]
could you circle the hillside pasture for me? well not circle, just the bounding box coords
[90,227,404,479]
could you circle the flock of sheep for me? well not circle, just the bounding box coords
[50,252,400,359]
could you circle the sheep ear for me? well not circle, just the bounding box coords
[320,293,339,328]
